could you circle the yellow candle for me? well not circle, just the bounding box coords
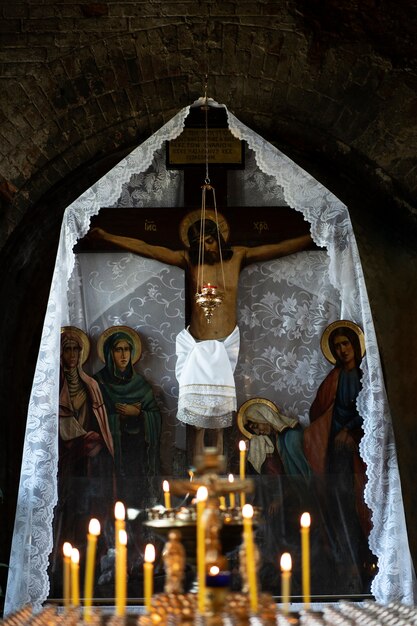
[114,501,125,555]
[70,548,80,608]
[63,542,72,609]
[300,512,311,606]
[239,441,247,507]
[228,474,236,508]
[144,543,155,613]
[219,496,226,510]
[116,529,127,616]
[280,552,292,615]
[242,504,258,613]
[84,518,100,622]
[239,440,246,479]
[163,480,171,509]
[196,486,208,614]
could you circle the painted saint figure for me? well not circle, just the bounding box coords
[238,398,311,478]
[51,327,115,596]
[59,327,114,495]
[94,326,162,506]
[89,212,312,460]
[303,320,373,593]
[303,321,369,532]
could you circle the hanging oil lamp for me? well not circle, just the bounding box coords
[194,91,226,323]
[195,281,223,323]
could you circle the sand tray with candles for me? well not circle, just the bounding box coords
[5,451,408,626]
[5,600,417,626]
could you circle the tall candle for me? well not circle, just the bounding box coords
[239,440,246,479]
[84,518,100,622]
[63,542,72,609]
[242,504,258,613]
[163,480,171,509]
[196,486,208,614]
[280,552,292,615]
[116,529,127,616]
[239,440,246,507]
[228,474,235,508]
[70,548,80,608]
[114,501,125,555]
[300,512,311,606]
[144,543,155,613]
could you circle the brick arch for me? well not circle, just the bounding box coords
[1,12,416,238]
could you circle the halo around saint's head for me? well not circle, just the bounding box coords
[179,209,230,248]
[61,326,90,365]
[237,397,282,440]
[320,319,366,365]
[97,325,142,365]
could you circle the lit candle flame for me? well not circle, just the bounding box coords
[144,543,156,563]
[63,542,72,558]
[196,485,208,502]
[209,565,220,575]
[119,529,127,546]
[239,440,246,452]
[280,552,292,572]
[89,518,101,536]
[71,547,80,564]
[242,503,253,519]
[300,512,311,528]
[115,501,125,521]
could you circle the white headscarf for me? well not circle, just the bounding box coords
[245,404,298,473]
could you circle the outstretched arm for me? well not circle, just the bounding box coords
[243,233,313,265]
[88,227,187,268]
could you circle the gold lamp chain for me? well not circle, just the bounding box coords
[193,80,225,322]
[196,185,207,292]
[211,186,226,294]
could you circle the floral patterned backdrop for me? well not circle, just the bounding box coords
[67,246,339,474]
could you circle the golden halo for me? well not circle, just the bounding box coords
[237,397,281,440]
[320,319,366,365]
[97,325,142,365]
[61,326,90,365]
[179,209,230,248]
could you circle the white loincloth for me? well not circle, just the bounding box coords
[175,326,240,429]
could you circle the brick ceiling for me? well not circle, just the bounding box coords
[0,0,416,248]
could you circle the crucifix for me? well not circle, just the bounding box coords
[81,100,313,463]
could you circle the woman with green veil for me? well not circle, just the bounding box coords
[94,326,161,507]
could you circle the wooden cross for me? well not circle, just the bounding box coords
[79,105,310,252]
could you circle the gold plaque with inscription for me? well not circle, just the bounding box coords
[167,128,243,167]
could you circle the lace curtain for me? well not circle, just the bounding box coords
[5,104,415,614]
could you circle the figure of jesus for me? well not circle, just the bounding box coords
[89,218,312,460]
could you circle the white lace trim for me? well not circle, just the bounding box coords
[176,406,234,429]
[5,103,415,614]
